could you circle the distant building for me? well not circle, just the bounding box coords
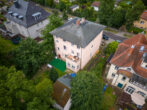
[134,10,147,31]
[91,1,100,11]
[4,0,50,38]
[70,5,79,12]
[53,74,74,110]
[107,34,147,107]
[50,17,105,72]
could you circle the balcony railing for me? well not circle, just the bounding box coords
[129,80,147,91]
[66,55,80,63]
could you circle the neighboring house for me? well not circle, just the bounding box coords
[53,74,75,110]
[134,11,147,31]
[50,17,105,72]
[91,1,100,11]
[107,34,147,107]
[4,0,50,38]
[70,5,79,12]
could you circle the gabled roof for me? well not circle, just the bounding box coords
[91,1,100,7]
[50,17,105,48]
[140,10,147,21]
[70,4,79,9]
[110,34,147,78]
[5,0,50,28]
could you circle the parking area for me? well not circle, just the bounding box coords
[103,31,128,45]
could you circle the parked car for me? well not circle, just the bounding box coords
[116,40,122,43]
[103,34,109,40]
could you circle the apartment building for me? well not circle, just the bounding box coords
[50,17,105,72]
[107,34,147,106]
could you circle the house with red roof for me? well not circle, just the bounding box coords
[134,10,147,31]
[107,34,147,107]
[91,1,100,11]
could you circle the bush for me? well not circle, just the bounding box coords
[129,27,144,34]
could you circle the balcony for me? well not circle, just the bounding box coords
[66,55,80,63]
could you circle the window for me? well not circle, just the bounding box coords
[57,47,60,50]
[68,63,70,67]
[122,76,126,81]
[127,68,131,71]
[137,91,146,97]
[111,73,115,78]
[64,45,66,50]
[56,40,59,43]
[72,65,75,69]
[77,52,80,57]
[126,86,135,94]
[115,66,119,70]
[77,65,80,69]
[91,45,93,48]
[71,50,74,54]
[140,21,144,24]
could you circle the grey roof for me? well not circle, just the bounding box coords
[50,17,105,48]
[70,5,79,9]
[57,74,73,89]
[5,0,50,28]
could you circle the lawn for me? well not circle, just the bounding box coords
[50,58,66,72]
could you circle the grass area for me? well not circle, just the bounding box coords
[105,27,118,34]
[123,33,132,38]
[102,86,117,110]
[50,58,66,72]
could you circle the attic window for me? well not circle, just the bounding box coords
[32,12,41,20]
[18,15,23,20]
[8,11,13,15]
[13,13,18,17]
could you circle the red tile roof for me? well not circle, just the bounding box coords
[117,69,132,78]
[110,34,147,78]
[91,1,100,7]
[140,11,147,21]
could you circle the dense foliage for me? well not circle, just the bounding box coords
[0,36,16,66]
[71,71,103,110]
[105,41,119,55]
[49,68,58,83]
[0,66,53,110]
[12,38,49,78]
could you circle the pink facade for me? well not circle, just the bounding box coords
[53,31,103,72]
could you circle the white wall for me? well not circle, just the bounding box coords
[5,18,49,38]
[80,31,103,69]
[64,98,71,110]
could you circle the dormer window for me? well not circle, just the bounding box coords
[127,68,131,71]
[8,11,13,15]
[32,12,41,20]
[13,13,18,17]
[18,15,23,20]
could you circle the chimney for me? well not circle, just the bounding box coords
[14,0,20,8]
[80,18,85,24]
[76,19,80,26]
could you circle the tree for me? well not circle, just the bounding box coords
[13,38,49,78]
[0,66,53,110]
[98,0,114,25]
[58,1,66,11]
[108,8,126,28]
[125,0,145,30]
[49,68,58,82]
[42,14,63,54]
[142,0,147,6]
[45,0,54,7]
[0,36,16,66]
[71,71,103,110]
[62,11,68,20]
[105,41,118,55]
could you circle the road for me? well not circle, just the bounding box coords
[103,31,128,41]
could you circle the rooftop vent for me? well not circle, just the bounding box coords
[140,46,144,52]
[14,0,20,8]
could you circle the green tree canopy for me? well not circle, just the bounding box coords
[42,14,63,53]
[105,41,119,55]
[12,38,49,78]
[49,68,58,83]
[0,36,16,66]
[71,71,103,110]
[98,0,114,25]
[0,66,53,110]
[125,0,145,30]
